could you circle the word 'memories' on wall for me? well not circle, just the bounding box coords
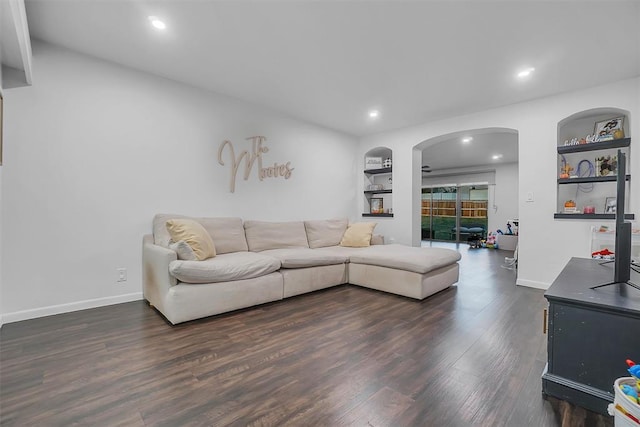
[217,136,295,193]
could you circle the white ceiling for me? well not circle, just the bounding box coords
[23,1,640,139]
[422,132,518,172]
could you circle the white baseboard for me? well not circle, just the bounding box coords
[2,292,143,324]
[516,278,550,290]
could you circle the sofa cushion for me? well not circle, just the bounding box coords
[244,220,310,252]
[313,245,378,259]
[260,248,348,268]
[197,217,248,254]
[153,214,248,254]
[348,244,461,274]
[304,218,348,249]
[340,222,377,247]
[166,219,216,261]
[169,252,281,284]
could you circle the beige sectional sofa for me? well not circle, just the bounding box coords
[143,215,461,324]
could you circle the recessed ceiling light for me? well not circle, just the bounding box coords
[492,154,503,160]
[462,137,473,144]
[517,67,535,78]
[368,110,379,119]
[148,16,166,30]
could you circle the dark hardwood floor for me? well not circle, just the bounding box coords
[1,244,612,426]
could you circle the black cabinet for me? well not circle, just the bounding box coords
[542,257,640,414]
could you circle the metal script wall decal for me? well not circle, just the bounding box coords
[218,136,294,193]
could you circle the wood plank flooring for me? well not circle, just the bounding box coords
[0,244,612,426]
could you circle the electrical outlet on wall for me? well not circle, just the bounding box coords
[116,268,127,283]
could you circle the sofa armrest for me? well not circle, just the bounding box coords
[142,234,178,308]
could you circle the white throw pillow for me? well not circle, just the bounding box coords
[169,240,198,261]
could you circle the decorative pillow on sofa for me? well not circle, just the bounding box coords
[340,222,377,248]
[166,219,216,261]
[169,240,198,261]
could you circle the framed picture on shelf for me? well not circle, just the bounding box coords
[364,157,382,170]
[370,198,384,214]
[594,117,624,141]
[604,197,617,214]
[595,155,617,177]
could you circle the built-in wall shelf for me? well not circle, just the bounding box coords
[364,189,392,195]
[555,110,632,220]
[363,148,393,217]
[553,213,635,220]
[364,167,392,175]
[558,175,631,184]
[557,138,630,154]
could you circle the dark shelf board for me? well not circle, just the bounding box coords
[364,167,392,175]
[364,189,392,195]
[557,138,630,154]
[362,213,394,217]
[554,213,635,220]
[558,175,630,184]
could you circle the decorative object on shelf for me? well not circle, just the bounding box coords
[604,197,617,214]
[383,157,392,168]
[594,116,624,141]
[576,159,595,177]
[370,198,384,214]
[367,184,384,191]
[365,157,383,170]
[595,155,617,176]
[564,200,579,213]
[583,205,596,214]
[559,161,574,179]
[563,134,607,146]
[387,176,392,189]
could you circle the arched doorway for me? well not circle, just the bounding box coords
[414,128,519,244]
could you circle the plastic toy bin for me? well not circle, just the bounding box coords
[609,377,640,426]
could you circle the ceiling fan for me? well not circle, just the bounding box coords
[421,165,432,173]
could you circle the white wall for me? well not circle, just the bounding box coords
[491,162,518,234]
[359,77,639,289]
[0,42,358,322]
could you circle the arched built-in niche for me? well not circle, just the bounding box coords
[413,127,519,245]
[363,146,393,217]
[556,108,632,218]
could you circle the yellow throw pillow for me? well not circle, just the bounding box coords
[166,219,216,260]
[339,222,377,247]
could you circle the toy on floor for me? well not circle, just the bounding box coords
[484,232,498,249]
[467,233,482,249]
[505,222,514,235]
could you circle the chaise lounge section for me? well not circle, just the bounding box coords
[143,215,461,324]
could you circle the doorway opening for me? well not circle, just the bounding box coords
[413,127,518,247]
[421,184,488,243]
